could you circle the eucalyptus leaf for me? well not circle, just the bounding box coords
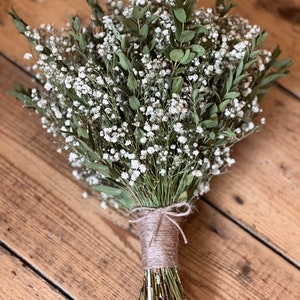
[76,139,100,161]
[260,73,285,86]
[202,113,218,128]
[178,30,195,43]
[179,49,190,64]
[129,95,140,110]
[225,70,233,92]
[218,99,231,112]
[137,4,150,19]
[189,44,205,56]
[222,130,236,138]
[127,72,138,92]
[77,126,89,139]
[170,49,184,62]
[139,23,149,39]
[224,91,240,99]
[116,51,133,71]
[84,161,112,178]
[180,52,195,65]
[116,15,138,31]
[236,59,244,77]
[173,8,187,23]
[172,76,184,94]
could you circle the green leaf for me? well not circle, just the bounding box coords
[137,4,150,19]
[189,44,205,56]
[224,91,240,99]
[132,6,140,19]
[110,23,122,41]
[225,70,233,92]
[129,95,140,110]
[86,0,104,27]
[218,99,231,112]
[77,127,89,139]
[9,88,40,110]
[172,76,184,94]
[9,9,28,35]
[202,118,218,129]
[76,139,100,161]
[127,72,138,92]
[92,185,122,196]
[116,16,138,31]
[192,113,199,125]
[170,49,184,62]
[200,102,213,114]
[202,114,218,128]
[222,130,236,138]
[192,25,207,33]
[116,51,132,71]
[142,45,150,55]
[179,49,190,64]
[92,185,135,208]
[260,73,285,86]
[208,103,218,116]
[73,16,81,31]
[78,34,87,50]
[186,174,194,186]
[236,59,244,77]
[178,30,195,43]
[180,52,195,65]
[139,23,149,39]
[272,58,292,70]
[256,31,268,47]
[192,89,199,101]
[233,74,248,86]
[184,0,197,20]
[177,191,187,202]
[173,8,187,23]
[244,58,258,70]
[84,161,111,178]
[250,50,261,59]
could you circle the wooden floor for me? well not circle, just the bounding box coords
[0,0,299,299]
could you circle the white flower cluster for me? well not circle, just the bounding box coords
[20,0,276,208]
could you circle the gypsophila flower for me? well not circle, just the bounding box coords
[11,0,290,213]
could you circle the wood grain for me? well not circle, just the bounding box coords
[207,86,300,266]
[0,0,299,96]
[0,246,66,300]
[1,149,300,299]
[0,0,300,299]
[0,54,299,299]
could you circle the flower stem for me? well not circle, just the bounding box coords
[138,267,186,300]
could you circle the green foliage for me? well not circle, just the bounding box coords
[9,0,291,212]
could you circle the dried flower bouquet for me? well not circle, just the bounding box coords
[10,0,290,298]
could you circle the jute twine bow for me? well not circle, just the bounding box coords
[129,202,194,270]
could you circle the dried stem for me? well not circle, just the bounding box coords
[138,267,186,300]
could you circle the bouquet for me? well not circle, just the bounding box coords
[10,0,290,298]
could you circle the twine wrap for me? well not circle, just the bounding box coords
[130,203,193,270]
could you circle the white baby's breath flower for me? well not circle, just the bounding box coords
[178,136,187,144]
[35,44,44,52]
[24,53,33,60]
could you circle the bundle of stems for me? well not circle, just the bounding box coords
[10,0,290,298]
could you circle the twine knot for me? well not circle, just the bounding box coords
[129,202,194,269]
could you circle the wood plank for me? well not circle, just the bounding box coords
[0,0,299,96]
[0,246,66,300]
[1,151,300,299]
[207,86,300,266]
[1,55,300,299]
[1,51,299,267]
